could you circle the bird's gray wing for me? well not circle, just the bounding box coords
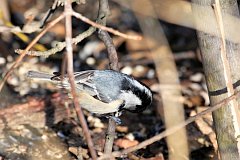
[51,70,107,101]
[73,71,98,96]
[73,71,113,102]
[50,71,94,95]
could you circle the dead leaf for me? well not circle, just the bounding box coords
[115,138,139,149]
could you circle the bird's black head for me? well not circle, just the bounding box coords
[129,81,152,113]
[120,77,153,113]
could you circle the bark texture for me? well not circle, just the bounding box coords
[192,0,240,159]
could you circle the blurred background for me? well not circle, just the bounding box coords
[0,0,222,159]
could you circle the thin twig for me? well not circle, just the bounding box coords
[15,4,142,57]
[64,1,97,159]
[0,26,21,32]
[16,9,141,57]
[213,2,234,100]
[97,0,120,155]
[99,30,119,70]
[0,13,65,92]
[111,90,240,157]
[15,27,96,57]
[99,29,119,155]
[40,0,60,28]
[72,11,142,40]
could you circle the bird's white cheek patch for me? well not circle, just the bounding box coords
[119,90,142,109]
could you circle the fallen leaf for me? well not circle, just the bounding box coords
[115,138,139,149]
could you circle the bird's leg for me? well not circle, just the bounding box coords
[106,112,122,124]
[108,116,121,124]
[109,100,126,124]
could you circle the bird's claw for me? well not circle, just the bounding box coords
[106,115,121,124]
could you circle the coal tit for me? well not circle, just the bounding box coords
[27,70,152,114]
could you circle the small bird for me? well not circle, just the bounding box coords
[27,70,152,115]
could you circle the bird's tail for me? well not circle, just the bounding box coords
[27,71,54,80]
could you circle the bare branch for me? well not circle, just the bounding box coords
[97,0,120,155]
[64,0,97,159]
[16,3,141,57]
[0,26,21,32]
[98,29,119,71]
[0,13,65,92]
[15,26,96,57]
[72,11,142,40]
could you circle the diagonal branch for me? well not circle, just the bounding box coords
[72,11,142,40]
[112,90,240,157]
[15,8,141,57]
[0,13,65,92]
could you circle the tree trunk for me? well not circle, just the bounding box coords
[191,0,240,159]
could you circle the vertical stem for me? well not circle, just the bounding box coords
[64,1,97,159]
[97,0,119,155]
[104,118,117,154]
[98,30,119,155]
[98,30,119,71]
